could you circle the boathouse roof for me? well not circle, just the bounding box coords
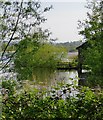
[76,41,88,50]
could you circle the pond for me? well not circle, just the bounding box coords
[21,68,78,91]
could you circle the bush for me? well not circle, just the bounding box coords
[2,80,103,119]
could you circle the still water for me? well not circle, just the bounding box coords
[22,68,78,90]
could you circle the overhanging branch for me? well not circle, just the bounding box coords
[1,1,23,60]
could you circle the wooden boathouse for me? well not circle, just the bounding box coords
[76,41,89,74]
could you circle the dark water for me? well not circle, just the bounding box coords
[22,68,78,90]
[18,68,103,91]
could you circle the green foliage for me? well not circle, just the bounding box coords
[2,80,103,119]
[0,0,52,45]
[33,44,67,68]
[2,80,17,95]
[83,46,101,74]
[14,40,67,80]
[69,56,78,68]
[56,41,82,52]
[1,43,16,52]
[14,37,40,80]
[78,0,103,76]
[0,0,52,70]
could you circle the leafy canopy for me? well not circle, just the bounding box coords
[0,0,52,69]
[78,0,103,75]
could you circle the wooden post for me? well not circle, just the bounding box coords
[78,48,82,75]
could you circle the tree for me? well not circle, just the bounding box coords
[78,0,103,76]
[33,43,67,68]
[14,37,40,80]
[14,41,67,80]
[0,0,52,70]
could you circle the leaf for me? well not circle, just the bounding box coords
[5,2,11,5]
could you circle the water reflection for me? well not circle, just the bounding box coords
[22,68,78,90]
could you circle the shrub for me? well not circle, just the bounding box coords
[2,80,103,119]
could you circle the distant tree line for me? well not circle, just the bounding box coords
[56,41,83,52]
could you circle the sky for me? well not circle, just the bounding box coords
[5,0,88,43]
[40,0,87,2]
[41,1,88,43]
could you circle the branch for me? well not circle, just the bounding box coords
[1,1,23,59]
[0,47,19,71]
